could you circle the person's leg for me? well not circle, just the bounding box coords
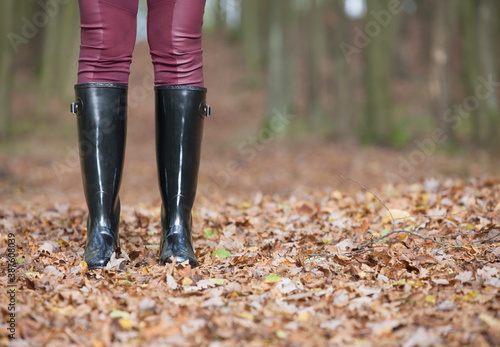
[73,0,138,269]
[147,0,209,267]
[78,0,139,83]
[146,0,206,86]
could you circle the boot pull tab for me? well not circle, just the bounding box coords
[199,101,211,118]
[70,98,82,115]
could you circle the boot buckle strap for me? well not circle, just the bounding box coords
[70,98,82,115]
[199,102,211,118]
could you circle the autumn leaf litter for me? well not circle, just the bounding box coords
[1,177,500,346]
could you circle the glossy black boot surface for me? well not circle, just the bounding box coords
[155,85,210,268]
[72,82,127,269]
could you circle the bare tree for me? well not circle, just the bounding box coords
[241,0,261,86]
[428,0,454,143]
[0,0,15,140]
[328,0,354,138]
[362,0,396,144]
[306,0,327,133]
[265,0,293,127]
[478,0,500,144]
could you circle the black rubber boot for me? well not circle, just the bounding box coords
[155,85,210,268]
[71,83,127,269]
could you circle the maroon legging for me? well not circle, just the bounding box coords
[77,0,206,86]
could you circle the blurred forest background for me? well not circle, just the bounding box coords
[1,0,500,205]
[2,0,500,146]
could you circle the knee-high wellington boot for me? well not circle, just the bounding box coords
[71,83,127,269]
[155,85,210,267]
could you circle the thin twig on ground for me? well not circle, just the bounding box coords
[355,229,448,249]
[340,172,452,249]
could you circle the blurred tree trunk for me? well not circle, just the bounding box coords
[37,1,80,119]
[306,0,327,133]
[214,0,225,32]
[362,0,395,144]
[37,3,62,119]
[0,0,15,140]
[478,0,499,143]
[497,1,500,81]
[460,0,491,145]
[265,0,293,127]
[428,0,454,144]
[418,0,434,67]
[328,0,353,138]
[14,0,42,67]
[241,0,261,86]
[257,0,271,69]
[55,2,80,99]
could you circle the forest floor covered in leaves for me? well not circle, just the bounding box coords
[2,37,500,346]
[2,178,500,347]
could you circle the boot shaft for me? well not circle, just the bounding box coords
[73,82,128,228]
[155,85,209,228]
